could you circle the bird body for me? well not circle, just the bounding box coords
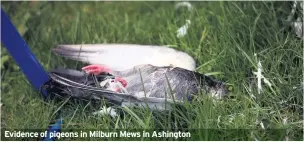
[50,44,227,113]
[48,64,228,104]
[112,64,228,100]
[52,44,196,71]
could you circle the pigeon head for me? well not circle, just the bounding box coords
[195,74,229,99]
[206,81,229,99]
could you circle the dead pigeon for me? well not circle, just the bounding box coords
[52,44,196,71]
[47,64,228,116]
[54,64,228,101]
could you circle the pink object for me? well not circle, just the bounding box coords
[82,64,128,92]
[82,64,113,75]
[114,77,127,87]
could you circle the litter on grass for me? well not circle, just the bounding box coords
[175,2,193,38]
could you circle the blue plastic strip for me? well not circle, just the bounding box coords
[1,9,63,141]
[43,119,63,141]
[1,8,49,96]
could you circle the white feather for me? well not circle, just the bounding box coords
[53,44,196,71]
[177,20,191,38]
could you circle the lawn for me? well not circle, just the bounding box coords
[1,1,303,141]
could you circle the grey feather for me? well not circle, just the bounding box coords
[112,64,228,101]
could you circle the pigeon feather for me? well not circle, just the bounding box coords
[52,44,196,71]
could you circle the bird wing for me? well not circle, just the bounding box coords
[52,44,196,71]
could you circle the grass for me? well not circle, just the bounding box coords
[1,1,303,141]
